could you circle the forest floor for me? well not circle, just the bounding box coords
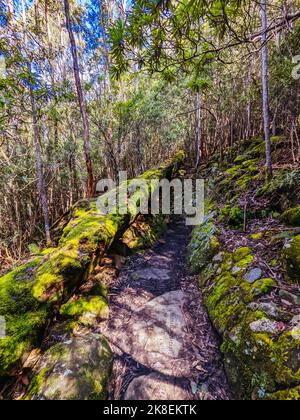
[98,219,231,400]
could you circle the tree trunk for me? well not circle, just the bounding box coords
[64,0,94,197]
[6,0,14,16]
[30,86,51,245]
[20,0,51,244]
[272,101,278,137]
[195,91,202,168]
[261,0,273,179]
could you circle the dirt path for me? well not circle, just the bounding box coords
[101,220,231,400]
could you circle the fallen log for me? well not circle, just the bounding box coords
[0,151,185,377]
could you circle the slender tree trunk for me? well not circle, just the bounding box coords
[272,101,278,137]
[20,0,51,244]
[99,0,118,178]
[230,119,234,148]
[6,0,14,16]
[261,0,273,179]
[30,86,51,245]
[64,0,94,197]
[99,0,112,97]
[195,91,202,168]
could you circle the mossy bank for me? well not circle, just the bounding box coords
[188,138,300,400]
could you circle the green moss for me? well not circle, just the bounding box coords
[187,214,219,274]
[233,247,251,262]
[199,263,218,287]
[0,258,42,314]
[234,155,246,164]
[28,243,41,255]
[0,258,49,374]
[282,207,300,227]
[250,232,263,241]
[0,309,48,374]
[33,249,83,303]
[266,386,300,400]
[256,169,300,211]
[60,296,108,322]
[206,290,248,334]
[248,137,285,166]
[283,235,300,284]
[218,285,297,400]
[216,153,260,201]
[251,278,276,295]
[205,274,238,308]
[24,368,49,400]
[236,255,254,270]
[122,214,167,250]
[219,205,244,229]
[24,335,113,400]
[196,239,290,399]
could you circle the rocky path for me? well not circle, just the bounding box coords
[101,220,231,400]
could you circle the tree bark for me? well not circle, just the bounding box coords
[261,0,273,179]
[195,91,202,168]
[64,0,94,197]
[6,0,14,16]
[29,85,51,245]
[20,0,51,244]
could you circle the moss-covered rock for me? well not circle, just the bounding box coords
[24,335,112,400]
[0,258,47,374]
[222,316,300,400]
[60,296,109,328]
[266,386,300,401]
[283,235,300,284]
[282,207,300,227]
[190,137,300,400]
[122,214,167,251]
[187,213,219,274]
[189,215,300,400]
[203,244,299,400]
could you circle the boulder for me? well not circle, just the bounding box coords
[24,335,112,400]
[283,235,300,284]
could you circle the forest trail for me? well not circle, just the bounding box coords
[100,220,231,400]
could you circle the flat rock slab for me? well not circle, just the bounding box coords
[117,290,190,377]
[131,268,171,281]
[125,372,191,400]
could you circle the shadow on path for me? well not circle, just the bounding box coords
[99,219,231,400]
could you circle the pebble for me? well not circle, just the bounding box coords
[244,268,262,284]
[250,318,278,333]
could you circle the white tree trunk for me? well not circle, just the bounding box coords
[261,0,273,178]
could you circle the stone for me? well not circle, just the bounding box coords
[291,314,300,326]
[248,302,292,322]
[249,318,278,334]
[290,314,300,339]
[124,372,190,400]
[244,268,262,284]
[131,268,171,281]
[213,253,224,263]
[279,290,300,306]
[111,290,191,376]
[283,235,300,284]
[25,334,112,400]
[232,266,241,275]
